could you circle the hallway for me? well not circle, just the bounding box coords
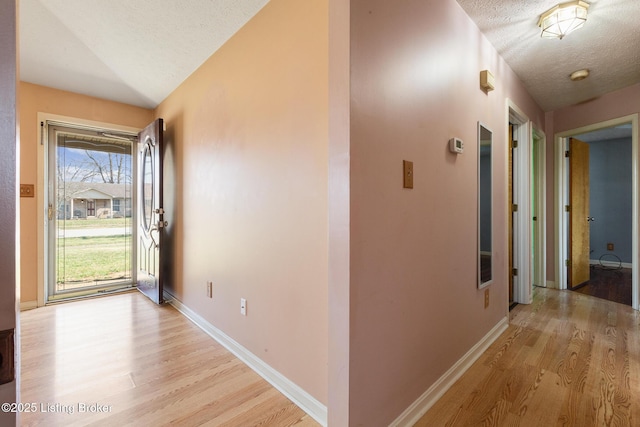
[416,287,640,426]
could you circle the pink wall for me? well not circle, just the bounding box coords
[154,0,329,404]
[0,0,18,421]
[545,83,640,282]
[552,83,640,134]
[348,0,544,424]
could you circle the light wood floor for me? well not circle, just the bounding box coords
[20,292,318,427]
[416,286,640,426]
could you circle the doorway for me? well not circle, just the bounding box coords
[508,118,545,305]
[555,114,639,309]
[45,121,137,301]
[566,127,633,305]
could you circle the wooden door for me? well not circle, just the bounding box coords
[569,137,590,288]
[137,118,164,304]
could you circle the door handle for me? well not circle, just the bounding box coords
[155,207,166,229]
[149,225,159,248]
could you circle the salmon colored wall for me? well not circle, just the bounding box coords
[19,82,153,302]
[348,0,544,424]
[154,0,329,404]
[545,83,640,282]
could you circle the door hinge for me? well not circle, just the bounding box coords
[512,204,518,212]
[48,204,53,221]
[565,150,570,158]
[565,205,571,212]
[512,140,518,149]
[565,259,571,267]
[512,268,518,276]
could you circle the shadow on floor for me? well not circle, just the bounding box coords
[571,265,632,305]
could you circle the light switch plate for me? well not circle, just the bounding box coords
[403,160,413,189]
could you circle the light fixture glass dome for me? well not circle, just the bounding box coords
[538,1,589,39]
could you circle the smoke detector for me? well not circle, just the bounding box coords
[570,69,589,81]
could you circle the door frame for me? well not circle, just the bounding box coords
[532,127,547,289]
[554,114,639,310]
[507,100,534,305]
[36,113,141,307]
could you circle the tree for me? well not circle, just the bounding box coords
[84,151,129,184]
[57,147,131,184]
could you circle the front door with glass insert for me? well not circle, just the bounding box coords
[136,118,164,304]
[47,123,135,300]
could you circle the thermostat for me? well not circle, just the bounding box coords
[449,138,463,154]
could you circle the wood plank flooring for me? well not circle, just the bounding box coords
[573,266,632,306]
[416,286,640,427]
[20,292,318,427]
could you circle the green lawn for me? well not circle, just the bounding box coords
[57,218,132,229]
[57,235,132,286]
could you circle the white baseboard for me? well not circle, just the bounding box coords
[590,259,632,269]
[20,300,38,311]
[390,316,509,427]
[164,292,327,426]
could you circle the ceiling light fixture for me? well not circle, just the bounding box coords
[538,1,589,39]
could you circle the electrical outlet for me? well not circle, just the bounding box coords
[607,243,614,251]
[20,184,34,198]
[207,281,213,298]
[240,298,247,316]
[484,289,490,309]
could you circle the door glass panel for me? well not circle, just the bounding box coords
[142,143,154,232]
[49,124,134,299]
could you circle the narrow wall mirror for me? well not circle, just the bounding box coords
[478,122,493,288]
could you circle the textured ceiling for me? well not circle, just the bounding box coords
[20,0,269,108]
[456,0,640,112]
[19,0,640,113]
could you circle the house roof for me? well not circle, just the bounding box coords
[62,182,131,199]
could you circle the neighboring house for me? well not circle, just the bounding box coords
[58,182,132,219]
